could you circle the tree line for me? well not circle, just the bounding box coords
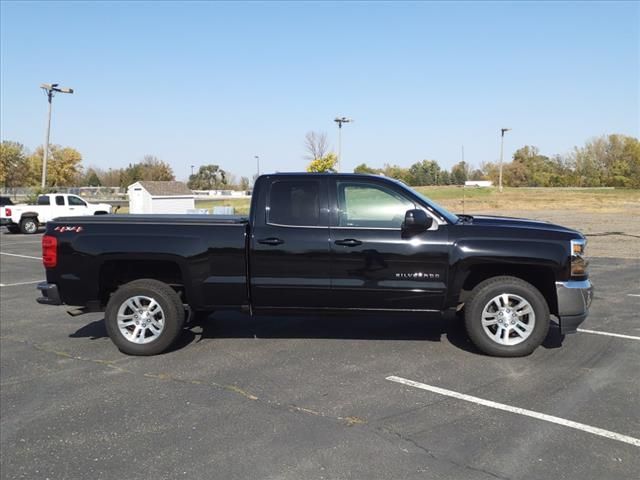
[0,142,248,191]
[349,134,639,188]
[2,133,638,190]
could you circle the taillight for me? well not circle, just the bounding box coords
[4,208,10,217]
[42,235,58,268]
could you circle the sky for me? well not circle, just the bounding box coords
[1,1,638,181]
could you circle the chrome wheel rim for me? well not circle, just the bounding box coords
[481,293,535,346]
[117,295,165,344]
[24,220,37,233]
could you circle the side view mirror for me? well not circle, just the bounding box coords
[402,209,432,233]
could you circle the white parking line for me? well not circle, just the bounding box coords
[577,328,640,341]
[628,294,640,298]
[0,252,41,260]
[0,280,42,287]
[386,376,640,447]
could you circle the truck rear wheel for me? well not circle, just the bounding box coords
[464,276,550,357]
[105,279,185,355]
[19,217,39,234]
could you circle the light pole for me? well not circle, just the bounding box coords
[254,155,260,177]
[190,165,195,176]
[40,83,73,188]
[499,127,511,193]
[334,116,352,172]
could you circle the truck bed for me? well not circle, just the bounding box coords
[46,214,250,310]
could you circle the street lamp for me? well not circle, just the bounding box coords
[254,155,260,177]
[334,116,352,172]
[191,165,195,176]
[40,83,74,188]
[499,127,511,193]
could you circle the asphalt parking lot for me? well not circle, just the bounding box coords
[1,229,638,480]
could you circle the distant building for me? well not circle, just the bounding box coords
[465,180,493,187]
[127,181,195,214]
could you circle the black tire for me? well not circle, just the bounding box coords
[464,276,550,357]
[19,217,39,234]
[104,279,185,355]
[7,226,20,234]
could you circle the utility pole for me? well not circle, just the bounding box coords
[40,83,73,188]
[190,165,195,176]
[255,155,260,177]
[334,116,352,172]
[499,128,511,193]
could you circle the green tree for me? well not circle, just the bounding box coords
[407,159,441,186]
[85,169,102,186]
[354,163,381,174]
[188,164,228,189]
[450,161,469,185]
[306,153,338,173]
[570,134,640,188]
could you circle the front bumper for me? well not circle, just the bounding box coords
[36,282,62,306]
[556,280,593,334]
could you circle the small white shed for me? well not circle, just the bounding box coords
[127,181,195,214]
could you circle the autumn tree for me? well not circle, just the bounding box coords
[0,141,31,188]
[306,153,338,173]
[120,155,175,187]
[25,145,83,186]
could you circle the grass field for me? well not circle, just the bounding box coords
[114,187,639,216]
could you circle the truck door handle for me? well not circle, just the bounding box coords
[334,238,362,247]
[258,237,284,246]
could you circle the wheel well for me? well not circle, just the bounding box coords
[94,211,109,215]
[461,265,558,315]
[98,260,186,306]
[20,213,39,222]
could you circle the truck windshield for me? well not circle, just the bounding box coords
[412,190,459,224]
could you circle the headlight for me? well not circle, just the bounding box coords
[570,238,588,277]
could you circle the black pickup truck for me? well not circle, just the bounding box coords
[37,173,593,357]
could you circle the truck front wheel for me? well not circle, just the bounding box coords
[19,217,39,234]
[464,276,550,357]
[105,279,185,355]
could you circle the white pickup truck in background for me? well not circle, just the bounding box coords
[0,193,112,234]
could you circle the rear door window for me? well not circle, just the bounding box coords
[268,180,322,227]
[36,196,50,206]
[55,196,65,206]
